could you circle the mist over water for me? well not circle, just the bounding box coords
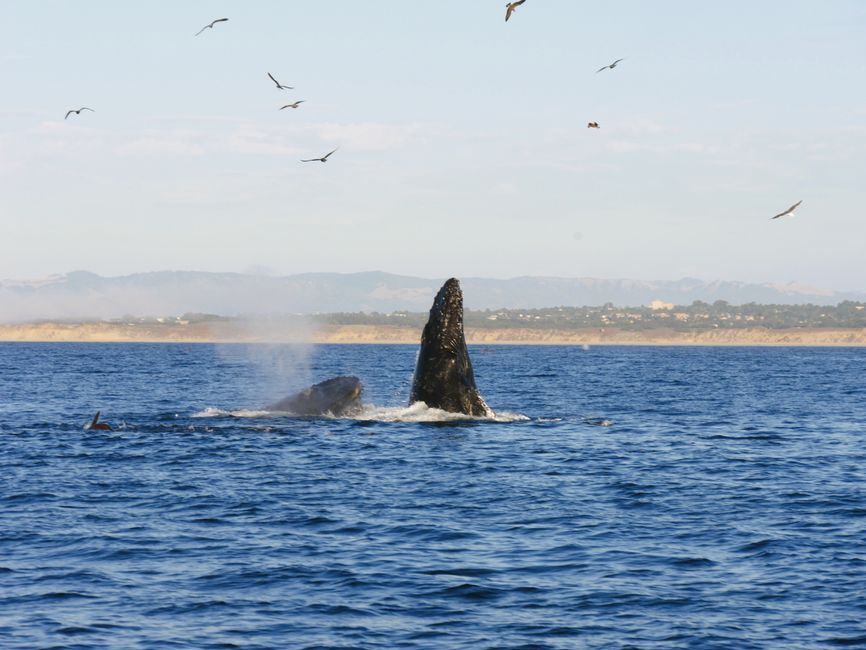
[1,343,865,648]
[213,317,319,406]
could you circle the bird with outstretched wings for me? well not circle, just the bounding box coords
[65,107,94,119]
[301,147,339,163]
[771,200,802,220]
[268,72,294,90]
[597,58,625,73]
[505,0,526,22]
[195,18,228,36]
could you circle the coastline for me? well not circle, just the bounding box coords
[2,322,866,346]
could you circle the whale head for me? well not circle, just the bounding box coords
[267,375,363,416]
[410,278,492,417]
[423,278,465,354]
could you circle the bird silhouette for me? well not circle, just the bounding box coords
[195,18,228,36]
[505,0,526,22]
[597,58,625,73]
[268,72,294,90]
[771,200,802,220]
[587,121,600,129]
[301,147,339,163]
[65,107,94,120]
[280,101,305,110]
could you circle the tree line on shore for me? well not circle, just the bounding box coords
[97,300,866,332]
[315,301,866,331]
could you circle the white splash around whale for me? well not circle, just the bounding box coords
[193,402,529,423]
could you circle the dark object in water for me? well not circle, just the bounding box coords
[266,376,363,416]
[410,278,493,417]
[582,416,613,427]
[85,411,113,431]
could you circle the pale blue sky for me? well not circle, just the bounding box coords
[1,1,865,290]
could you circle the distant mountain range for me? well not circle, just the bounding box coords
[1,270,863,323]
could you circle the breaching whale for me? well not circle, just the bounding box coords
[410,278,493,417]
[265,376,363,416]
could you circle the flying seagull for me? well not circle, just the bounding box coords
[65,107,94,120]
[280,101,305,110]
[771,200,802,220]
[587,121,600,129]
[268,72,294,90]
[301,147,339,163]
[505,0,526,22]
[195,18,228,36]
[597,58,625,73]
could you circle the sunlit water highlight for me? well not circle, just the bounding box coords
[1,343,865,648]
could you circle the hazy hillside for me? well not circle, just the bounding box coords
[1,270,863,322]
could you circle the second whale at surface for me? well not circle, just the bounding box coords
[265,375,363,417]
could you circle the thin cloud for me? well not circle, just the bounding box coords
[0,53,31,64]
[617,118,670,136]
[145,114,249,126]
[121,132,205,156]
[312,122,423,151]
[225,124,302,156]
[606,140,716,155]
[0,108,50,118]
[222,121,425,156]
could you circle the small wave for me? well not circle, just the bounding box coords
[737,539,779,553]
[422,567,498,578]
[581,416,614,427]
[57,626,94,636]
[671,557,716,568]
[824,636,866,647]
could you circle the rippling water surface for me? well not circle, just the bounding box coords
[1,343,865,649]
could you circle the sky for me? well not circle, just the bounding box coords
[1,0,865,290]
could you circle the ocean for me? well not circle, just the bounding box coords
[1,343,865,649]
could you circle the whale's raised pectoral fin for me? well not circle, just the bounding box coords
[410,278,493,417]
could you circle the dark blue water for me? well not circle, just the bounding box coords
[2,343,865,649]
